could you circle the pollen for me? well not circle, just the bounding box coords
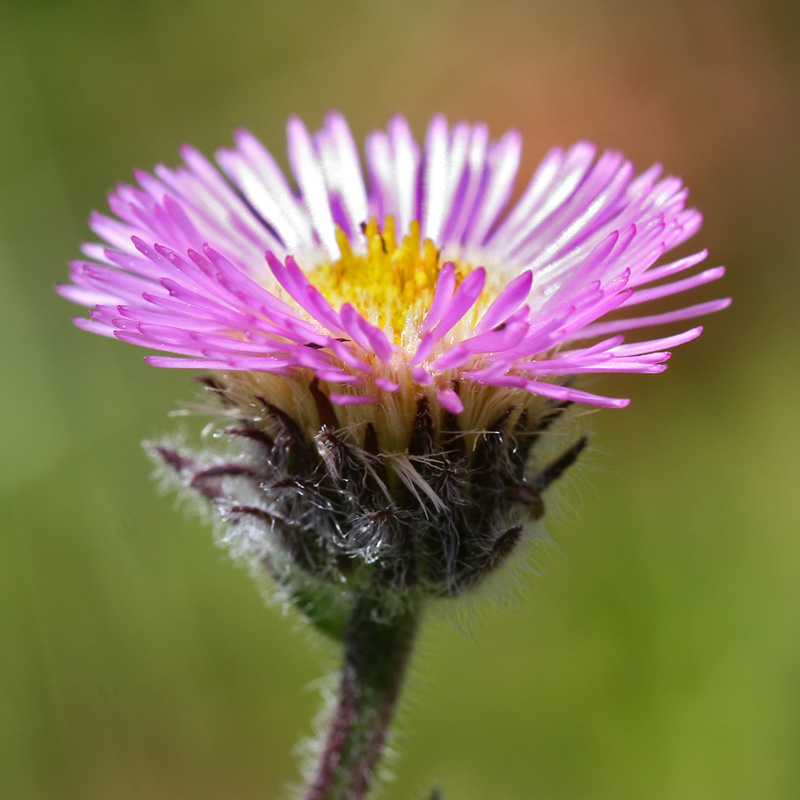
[306,217,472,343]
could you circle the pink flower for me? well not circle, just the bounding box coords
[59,112,731,600]
[59,112,729,421]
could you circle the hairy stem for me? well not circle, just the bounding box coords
[304,596,419,800]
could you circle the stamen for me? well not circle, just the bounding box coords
[305,216,473,342]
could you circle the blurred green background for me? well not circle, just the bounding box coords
[2,0,799,797]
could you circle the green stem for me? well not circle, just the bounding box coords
[304,596,419,800]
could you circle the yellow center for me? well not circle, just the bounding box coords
[306,217,472,343]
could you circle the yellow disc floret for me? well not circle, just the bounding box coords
[306,217,472,344]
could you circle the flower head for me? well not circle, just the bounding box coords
[60,113,728,610]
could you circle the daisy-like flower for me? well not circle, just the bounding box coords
[59,112,728,606]
[60,112,728,800]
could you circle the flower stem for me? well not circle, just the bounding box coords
[304,595,419,800]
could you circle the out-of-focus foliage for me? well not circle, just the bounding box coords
[1,1,799,797]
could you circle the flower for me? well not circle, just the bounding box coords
[59,113,728,609]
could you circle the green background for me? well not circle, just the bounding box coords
[2,0,799,797]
